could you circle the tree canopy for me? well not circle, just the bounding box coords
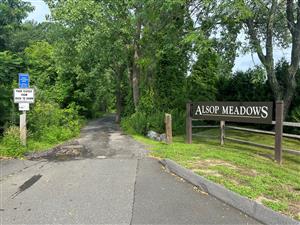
[1,0,300,135]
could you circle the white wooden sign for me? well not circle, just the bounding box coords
[14,88,35,103]
[19,103,30,111]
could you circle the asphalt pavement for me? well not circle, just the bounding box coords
[1,116,261,224]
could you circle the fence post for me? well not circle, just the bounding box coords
[275,101,284,164]
[220,121,225,145]
[165,113,172,144]
[186,103,192,144]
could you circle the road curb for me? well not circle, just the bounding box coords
[159,159,299,225]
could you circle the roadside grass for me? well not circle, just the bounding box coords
[0,137,79,159]
[131,128,300,221]
[0,120,86,159]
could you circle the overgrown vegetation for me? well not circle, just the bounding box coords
[0,101,82,158]
[131,129,300,221]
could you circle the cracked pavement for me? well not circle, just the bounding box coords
[1,116,261,224]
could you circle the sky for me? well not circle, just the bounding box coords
[24,0,290,72]
[25,0,50,23]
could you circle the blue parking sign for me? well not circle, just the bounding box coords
[19,73,29,88]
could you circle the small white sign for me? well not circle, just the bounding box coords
[14,88,35,103]
[19,103,30,111]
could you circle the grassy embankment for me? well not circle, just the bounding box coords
[0,138,73,159]
[132,128,300,221]
[0,121,85,159]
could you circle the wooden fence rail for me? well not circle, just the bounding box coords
[187,101,300,163]
[225,137,300,156]
[272,121,300,128]
[226,126,300,140]
[191,122,300,157]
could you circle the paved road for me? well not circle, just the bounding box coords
[1,116,261,224]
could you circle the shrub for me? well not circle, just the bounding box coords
[28,101,82,143]
[121,109,185,136]
[0,126,26,157]
[121,112,152,135]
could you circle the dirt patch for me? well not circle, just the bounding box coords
[190,159,260,177]
[25,140,93,161]
[239,169,259,177]
[288,202,300,220]
[192,168,222,177]
[255,196,277,204]
[0,156,13,160]
[191,159,237,170]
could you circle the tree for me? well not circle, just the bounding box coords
[46,0,131,120]
[192,0,300,119]
[243,0,300,119]
[0,0,33,51]
[0,51,24,127]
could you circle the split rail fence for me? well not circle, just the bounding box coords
[186,101,300,164]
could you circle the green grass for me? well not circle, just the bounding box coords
[131,128,300,221]
[0,137,78,159]
[0,120,85,158]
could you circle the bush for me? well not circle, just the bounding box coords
[0,126,26,157]
[28,101,82,143]
[121,109,186,136]
[121,112,152,135]
[170,109,186,135]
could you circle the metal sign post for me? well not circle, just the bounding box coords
[14,73,34,146]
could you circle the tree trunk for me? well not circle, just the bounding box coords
[115,73,122,124]
[266,66,282,101]
[132,5,142,111]
[132,44,140,110]
[115,65,126,123]
[283,67,297,119]
[284,0,300,120]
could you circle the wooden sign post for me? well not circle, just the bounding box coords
[220,121,225,145]
[186,103,192,144]
[165,113,173,144]
[20,111,27,146]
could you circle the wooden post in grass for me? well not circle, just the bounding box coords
[165,113,172,144]
[275,101,284,164]
[20,111,27,146]
[186,103,192,144]
[220,121,225,145]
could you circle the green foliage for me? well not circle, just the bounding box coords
[121,111,164,135]
[169,109,185,135]
[0,126,26,157]
[261,200,288,212]
[25,41,57,91]
[291,106,300,123]
[217,67,272,102]
[187,49,221,102]
[7,22,65,52]
[0,0,34,51]
[28,101,82,143]
[0,51,24,128]
[0,51,23,83]
[121,109,185,136]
